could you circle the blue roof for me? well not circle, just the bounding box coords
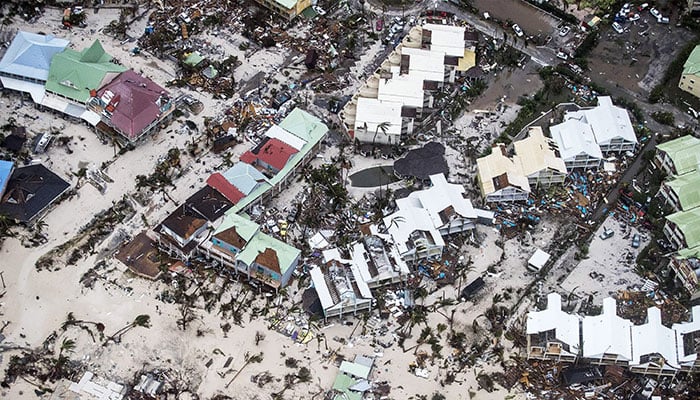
[221,162,268,195]
[0,31,69,82]
[0,160,14,196]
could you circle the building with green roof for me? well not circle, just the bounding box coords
[664,207,700,252]
[331,374,363,400]
[680,45,700,99]
[252,0,311,20]
[661,171,700,212]
[201,212,300,290]
[655,135,700,176]
[45,39,126,103]
[228,108,328,214]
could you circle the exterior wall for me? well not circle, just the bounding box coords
[679,73,700,99]
[669,257,700,293]
[0,71,46,85]
[211,237,241,254]
[526,336,578,363]
[251,0,308,20]
[527,169,566,187]
[564,154,602,170]
[660,183,683,212]
[354,126,401,145]
[654,150,677,176]
[438,218,476,235]
[599,138,636,154]
[587,354,630,367]
[663,220,687,250]
[485,186,529,203]
[324,297,372,319]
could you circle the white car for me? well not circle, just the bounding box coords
[650,8,661,19]
[612,22,624,33]
[556,51,569,60]
[512,24,524,37]
[657,16,670,24]
[559,26,571,36]
[313,5,326,15]
[621,3,631,15]
[628,13,640,21]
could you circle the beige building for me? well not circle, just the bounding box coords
[679,45,700,98]
[252,0,311,21]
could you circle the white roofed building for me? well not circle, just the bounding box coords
[526,293,580,362]
[353,97,406,145]
[582,297,633,365]
[630,307,680,376]
[309,261,373,321]
[672,306,700,372]
[351,237,410,288]
[566,96,638,153]
[550,118,603,170]
[401,47,449,83]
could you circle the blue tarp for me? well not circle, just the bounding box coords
[0,160,13,195]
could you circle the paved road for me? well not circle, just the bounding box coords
[364,0,557,66]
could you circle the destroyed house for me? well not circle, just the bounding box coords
[476,144,530,202]
[309,261,373,320]
[668,254,700,295]
[655,135,700,176]
[383,201,445,262]
[183,186,232,221]
[0,164,70,223]
[155,204,209,260]
[89,70,174,142]
[672,306,700,372]
[660,171,700,212]
[582,297,633,365]
[630,307,680,376]
[0,31,68,101]
[663,207,700,252]
[351,237,410,288]
[526,293,580,362]
[252,0,311,21]
[46,39,127,104]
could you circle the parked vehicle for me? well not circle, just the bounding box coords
[556,51,569,60]
[628,13,640,22]
[512,24,524,37]
[559,25,571,36]
[638,3,649,11]
[612,22,625,33]
[376,18,384,31]
[657,16,670,24]
[632,234,641,248]
[600,227,614,240]
[650,8,661,19]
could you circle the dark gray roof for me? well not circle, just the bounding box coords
[393,142,448,181]
[0,164,70,222]
[185,186,233,222]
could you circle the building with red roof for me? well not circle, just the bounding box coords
[206,172,246,204]
[239,137,299,175]
[89,70,175,142]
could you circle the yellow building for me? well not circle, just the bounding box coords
[679,45,700,99]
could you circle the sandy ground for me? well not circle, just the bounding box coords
[0,5,659,400]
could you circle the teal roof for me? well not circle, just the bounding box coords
[229,108,328,213]
[332,374,362,400]
[339,361,371,380]
[0,160,14,196]
[184,51,204,67]
[678,245,700,259]
[667,207,700,250]
[657,135,700,176]
[237,230,300,275]
[222,163,268,195]
[45,40,126,103]
[683,45,700,76]
[213,212,259,240]
[665,172,700,210]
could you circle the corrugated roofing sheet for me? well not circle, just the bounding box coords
[0,31,69,82]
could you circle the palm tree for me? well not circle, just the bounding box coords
[225,352,264,388]
[372,121,391,148]
[104,314,151,345]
